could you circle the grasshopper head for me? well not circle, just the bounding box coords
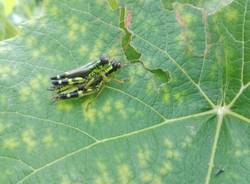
[100,54,109,65]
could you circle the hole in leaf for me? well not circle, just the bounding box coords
[150,68,170,84]
[141,62,170,88]
[120,7,141,63]
[119,7,170,88]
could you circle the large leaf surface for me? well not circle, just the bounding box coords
[0,0,250,183]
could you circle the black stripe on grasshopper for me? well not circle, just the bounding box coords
[54,59,121,100]
[51,77,86,86]
[56,87,98,99]
[48,78,85,92]
[50,54,109,80]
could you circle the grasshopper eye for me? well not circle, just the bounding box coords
[100,54,109,65]
[111,60,121,70]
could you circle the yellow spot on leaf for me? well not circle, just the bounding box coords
[181,136,192,148]
[96,110,105,120]
[226,9,238,22]
[95,40,103,50]
[137,149,150,167]
[115,100,127,118]
[118,164,132,184]
[27,74,48,92]
[57,102,73,112]
[49,6,59,16]
[67,17,76,27]
[71,23,79,31]
[68,30,77,41]
[140,170,153,182]
[67,17,80,42]
[0,65,17,78]
[40,46,47,53]
[22,129,36,152]
[164,138,173,148]
[61,176,71,184]
[115,100,124,110]
[174,92,183,103]
[166,149,180,160]
[79,45,87,55]
[30,78,40,90]
[3,138,19,149]
[153,176,163,184]
[146,80,154,94]
[160,160,173,175]
[102,100,111,113]
[20,86,31,102]
[163,93,170,104]
[26,36,37,47]
[107,47,119,57]
[84,106,97,123]
[32,50,40,58]
[89,51,99,61]
[95,162,113,184]
[42,132,54,148]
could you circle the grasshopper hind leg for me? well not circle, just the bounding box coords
[51,91,80,102]
[54,87,96,101]
[58,91,80,99]
[85,83,104,111]
[49,77,87,94]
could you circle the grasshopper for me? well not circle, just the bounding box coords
[49,55,121,101]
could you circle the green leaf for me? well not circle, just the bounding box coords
[0,0,16,16]
[0,0,249,184]
[161,0,235,14]
[0,1,17,41]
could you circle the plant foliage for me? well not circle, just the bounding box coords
[0,0,249,183]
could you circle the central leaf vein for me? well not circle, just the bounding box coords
[16,110,214,183]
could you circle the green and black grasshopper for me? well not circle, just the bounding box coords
[49,55,121,101]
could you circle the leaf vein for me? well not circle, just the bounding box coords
[204,112,223,184]
[0,155,35,171]
[133,32,216,108]
[106,86,167,120]
[241,0,248,85]
[229,111,250,124]
[16,110,214,184]
[60,2,123,32]
[0,111,99,142]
